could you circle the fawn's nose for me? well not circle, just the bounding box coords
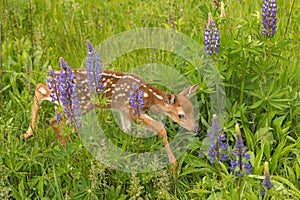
[192,126,200,135]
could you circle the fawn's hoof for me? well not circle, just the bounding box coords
[171,160,178,174]
[23,129,33,139]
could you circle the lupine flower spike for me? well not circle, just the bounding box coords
[261,161,273,196]
[262,0,277,37]
[204,12,220,56]
[59,57,81,126]
[230,124,252,177]
[47,58,82,127]
[86,40,104,95]
[207,114,228,164]
[47,66,62,124]
[129,82,145,116]
[47,66,59,104]
[220,2,226,19]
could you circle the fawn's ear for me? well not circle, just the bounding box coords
[179,84,199,97]
[164,94,175,105]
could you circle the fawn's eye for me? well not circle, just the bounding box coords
[178,114,185,120]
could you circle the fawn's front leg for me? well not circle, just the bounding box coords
[119,111,132,133]
[24,83,51,139]
[129,111,178,173]
[24,83,67,146]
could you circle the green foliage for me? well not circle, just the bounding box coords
[1,0,299,199]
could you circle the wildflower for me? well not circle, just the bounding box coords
[204,13,220,55]
[129,82,145,116]
[48,67,64,124]
[47,58,82,127]
[207,114,228,164]
[59,58,82,126]
[230,124,252,176]
[55,107,63,125]
[86,40,104,95]
[47,66,59,103]
[261,161,273,196]
[262,0,277,37]
[220,2,226,19]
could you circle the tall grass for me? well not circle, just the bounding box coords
[1,0,300,199]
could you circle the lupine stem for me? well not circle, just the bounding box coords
[239,64,245,105]
[238,148,243,199]
[240,55,250,105]
[283,0,295,37]
[215,141,222,180]
[275,0,295,68]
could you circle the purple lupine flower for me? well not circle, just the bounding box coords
[55,108,63,125]
[262,0,277,37]
[47,57,82,127]
[230,124,252,176]
[58,57,82,127]
[207,114,228,164]
[86,40,104,95]
[263,161,273,188]
[261,161,273,196]
[58,58,73,116]
[129,82,145,116]
[47,66,63,123]
[47,67,59,103]
[204,13,220,55]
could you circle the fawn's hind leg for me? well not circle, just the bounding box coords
[24,83,52,139]
[49,118,67,147]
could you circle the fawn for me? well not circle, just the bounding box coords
[24,68,199,173]
[24,69,200,173]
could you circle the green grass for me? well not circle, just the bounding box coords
[1,0,300,199]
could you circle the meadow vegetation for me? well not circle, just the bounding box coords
[0,0,299,199]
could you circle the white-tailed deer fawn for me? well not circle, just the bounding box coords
[24,69,199,172]
[24,43,199,173]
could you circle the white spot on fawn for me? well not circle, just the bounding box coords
[38,87,47,95]
[117,93,126,97]
[102,72,122,79]
[104,88,111,93]
[123,75,140,82]
[155,94,163,100]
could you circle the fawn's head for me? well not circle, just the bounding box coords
[163,84,200,134]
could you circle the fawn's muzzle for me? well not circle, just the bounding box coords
[192,126,200,135]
